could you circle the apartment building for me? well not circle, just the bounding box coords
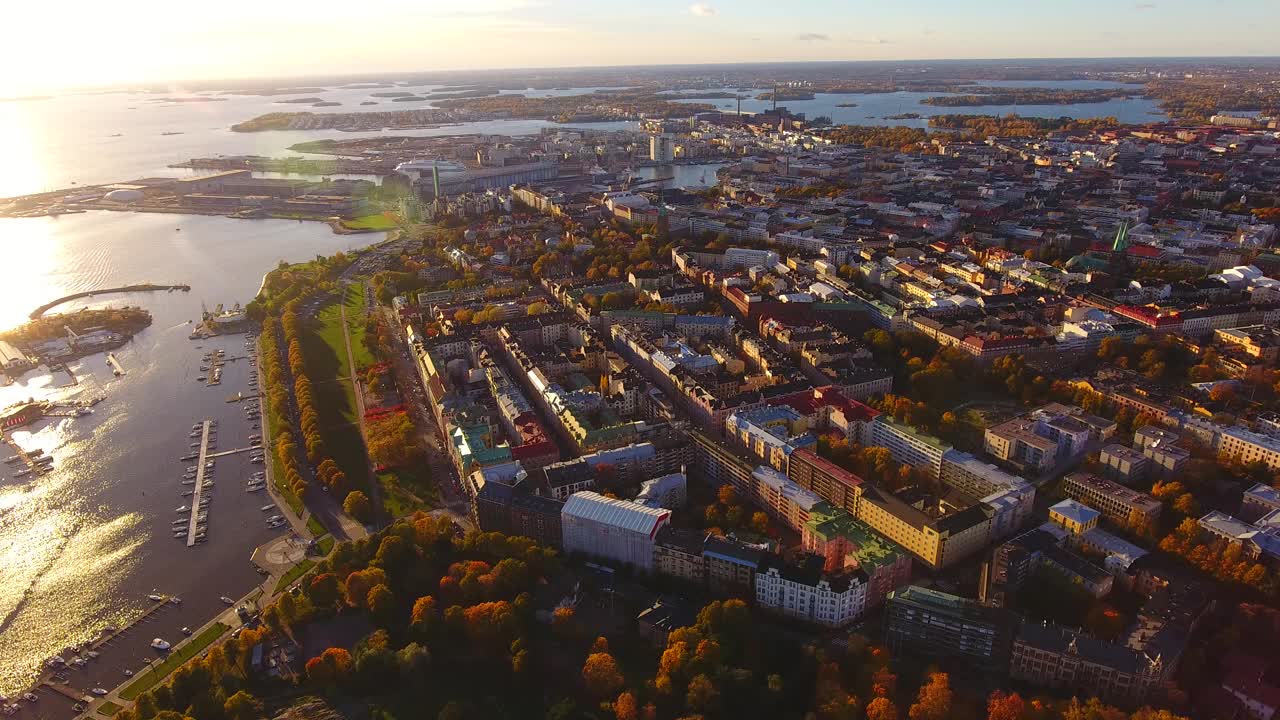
[871,417,950,478]
[755,554,869,628]
[803,504,912,609]
[1099,443,1151,483]
[885,586,1014,671]
[1062,472,1162,529]
[1011,621,1175,704]
[1217,426,1280,471]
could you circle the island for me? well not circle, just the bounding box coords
[276,97,325,104]
[757,89,816,101]
[921,87,1137,106]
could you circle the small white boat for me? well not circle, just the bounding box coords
[71,658,87,667]
[148,593,164,601]
[220,596,234,605]
[22,694,37,703]
[85,651,98,659]
[174,506,189,513]
[170,597,181,604]
[91,689,108,696]
[260,504,276,511]
[150,638,171,651]
[123,669,133,676]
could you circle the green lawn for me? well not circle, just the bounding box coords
[119,623,229,700]
[274,559,316,594]
[315,535,335,556]
[342,214,399,231]
[96,702,122,717]
[300,285,373,491]
[378,467,439,518]
[306,515,326,537]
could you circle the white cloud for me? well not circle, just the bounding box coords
[688,3,716,17]
[796,33,830,42]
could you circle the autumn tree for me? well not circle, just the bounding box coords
[223,691,262,720]
[306,647,353,685]
[907,672,951,720]
[344,490,372,522]
[583,652,624,698]
[866,697,899,720]
[614,692,639,720]
[986,690,1025,720]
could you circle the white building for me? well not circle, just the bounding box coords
[635,473,688,509]
[870,417,949,478]
[561,491,670,571]
[755,555,868,628]
[649,134,675,163]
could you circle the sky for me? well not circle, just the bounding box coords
[3,0,1278,94]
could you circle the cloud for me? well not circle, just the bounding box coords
[688,3,716,16]
[796,32,830,42]
[1134,2,1157,8]
[854,36,890,45]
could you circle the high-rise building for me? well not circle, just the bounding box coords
[649,134,675,163]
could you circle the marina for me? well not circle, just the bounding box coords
[0,212,366,699]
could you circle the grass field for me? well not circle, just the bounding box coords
[342,213,399,231]
[274,559,316,594]
[316,535,335,556]
[306,515,326,537]
[301,285,374,491]
[119,623,229,700]
[96,702,122,717]
[378,467,439,519]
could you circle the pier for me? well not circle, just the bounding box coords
[207,446,260,458]
[107,353,125,376]
[30,283,191,319]
[186,421,212,547]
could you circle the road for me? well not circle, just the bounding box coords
[337,284,385,523]
[257,323,366,543]
[379,306,473,529]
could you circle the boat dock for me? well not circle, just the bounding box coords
[186,421,212,547]
[2,431,49,474]
[25,595,175,704]
[206,446,258,458]
[39,681,92,703]
[107,354,125,376]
